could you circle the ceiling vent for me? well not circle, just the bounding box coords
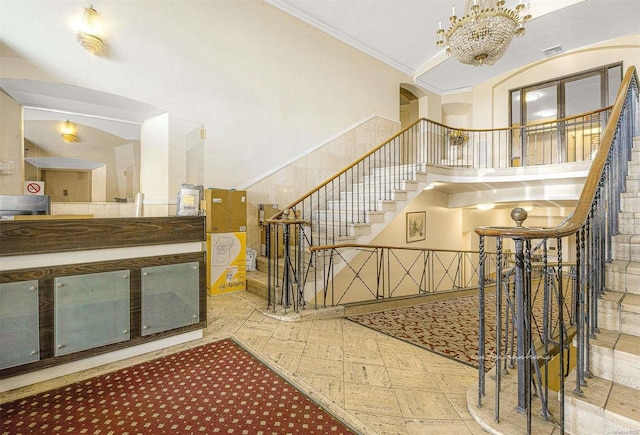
[542,45,563,57]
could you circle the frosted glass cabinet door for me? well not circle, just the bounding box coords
[141,262,200,336]
[0,280,39,370]
[55,271,130,357]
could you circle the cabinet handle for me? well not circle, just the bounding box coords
[57,344,64,349]
[123,330,128,334]
[143,325,148,330]
[30,350,37,355]
[123,275,128,279]
[143,272,148,276]
[57,283,63,288]
[29,286,36,291]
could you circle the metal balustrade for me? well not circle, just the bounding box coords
[303,244,497,306]
[475,67,638,433]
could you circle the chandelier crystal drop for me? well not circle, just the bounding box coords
[436,0,531,67]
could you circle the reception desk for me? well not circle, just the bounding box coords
[0,216,206,388]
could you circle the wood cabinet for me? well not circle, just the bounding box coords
[0,216,206,381]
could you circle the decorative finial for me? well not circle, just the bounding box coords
[511,207,528,227]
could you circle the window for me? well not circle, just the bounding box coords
[509,63,622,166]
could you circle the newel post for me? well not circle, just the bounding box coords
[511,207,530,415]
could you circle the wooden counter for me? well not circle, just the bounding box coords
[0,216,206,386]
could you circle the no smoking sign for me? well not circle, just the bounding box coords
[24,181,44,195]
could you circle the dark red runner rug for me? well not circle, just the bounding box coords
[1,339,355,434]
[348,292,499,370]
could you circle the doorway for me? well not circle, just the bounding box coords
[400,87,419,130]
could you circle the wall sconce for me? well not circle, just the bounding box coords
[61,120,79,143]
[77,5,105,55]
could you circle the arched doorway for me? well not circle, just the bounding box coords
[400,87,419,129]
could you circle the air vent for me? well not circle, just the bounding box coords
[542,45,563,57]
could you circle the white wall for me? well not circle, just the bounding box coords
[140,114,169,205]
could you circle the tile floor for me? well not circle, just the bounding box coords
[0,291,487,435]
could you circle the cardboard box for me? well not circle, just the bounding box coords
[207,232,246,295]
[205,189,247,233]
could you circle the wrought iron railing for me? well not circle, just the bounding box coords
[303,244,497,306]
[474,67,638,433]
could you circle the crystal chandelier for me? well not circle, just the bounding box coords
[436,0,531,67]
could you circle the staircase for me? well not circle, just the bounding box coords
[248,164,431,300]
[563,136,640,434]
[312,165,429,245]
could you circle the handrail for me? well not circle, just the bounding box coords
[472,65,638,434]
[475,67,638,239]
[310,243,486,254]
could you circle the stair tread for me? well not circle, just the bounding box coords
[606,383,640,425]
[616,332,640,357]
[601,290,626,304]
[589,328,621,351]
[566,369,640,420]
[590,329,640,357]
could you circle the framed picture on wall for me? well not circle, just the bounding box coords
[406,211,426,243]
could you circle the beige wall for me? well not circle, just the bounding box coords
[0,0,412,198]
[0,91,23,193]
[245,115,400,252]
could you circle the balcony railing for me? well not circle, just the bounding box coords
[305,244,497,306]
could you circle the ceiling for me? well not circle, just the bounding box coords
[0,79,164,141]
[267,0,640,94]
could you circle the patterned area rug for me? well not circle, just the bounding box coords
[0,339,354,434]
[348,292,499,370]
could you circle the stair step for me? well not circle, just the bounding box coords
[620,192,640,213]
[605,260,640,295]
[315,210,368,222]
[314,222,371,237]
[611,234,640,262]
[616,212,640,235]
[588,330,640,390]
[356,178,419,192]
[314,209,385,223]
[625,176,640,193]
[564,370,640,434]
[597,291,640,337]
[246,269,269,299]
[326,199,397,212]
[627,161,640,177]
[341,188,409,201]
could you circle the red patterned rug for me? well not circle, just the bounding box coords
[348,292,500,370]
[0,339,355,434]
